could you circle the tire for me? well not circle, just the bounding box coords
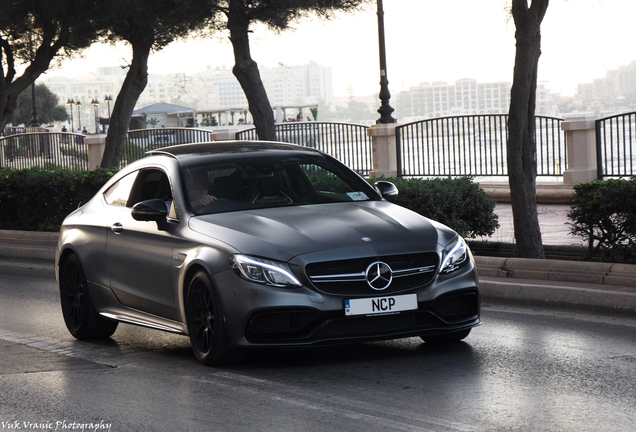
[421,328,471,344]
[185,270,242,366]
[59,253,118,339]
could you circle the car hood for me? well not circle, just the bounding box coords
[189,201,442,262]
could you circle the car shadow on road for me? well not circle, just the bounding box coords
[232,337,480,370]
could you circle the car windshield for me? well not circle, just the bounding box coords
[183,154,378,215]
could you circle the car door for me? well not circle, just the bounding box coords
[105,167,178,320]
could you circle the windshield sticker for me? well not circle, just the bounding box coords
[347,192,369,201]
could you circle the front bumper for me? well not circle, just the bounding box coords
[212,259,480,348]
[244,289,480,345]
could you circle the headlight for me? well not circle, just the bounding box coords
[440,236,468,274]
[230,255,302,288]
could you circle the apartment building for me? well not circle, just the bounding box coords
[576,60,636,102]
[396,78,554,119]
[44,61,334,127]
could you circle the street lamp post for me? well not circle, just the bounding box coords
[104,95,113,118]
[91,98,100,133]
[66,98,75,131]
[376,0,396,124]
[30,82,40,127]
[76,100,82,131]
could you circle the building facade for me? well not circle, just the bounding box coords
[396,78,555,121]
[44,64,571,130]
[43,61,334,130]
[576,60,636,102]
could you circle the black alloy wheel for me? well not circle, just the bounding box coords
[185,270,241,366]
[59,253,118,339]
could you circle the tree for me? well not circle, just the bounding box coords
[507,0,549,259]
[218,0,369,141]
[0,1,102,131]
[100,0,217,168]
[14,83,67,126]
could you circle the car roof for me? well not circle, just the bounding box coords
[149,141,323,162]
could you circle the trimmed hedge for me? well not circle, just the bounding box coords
[367,177,499,239]
[0,168,117,232]
[0,168,499,239]
[568,177,636,263]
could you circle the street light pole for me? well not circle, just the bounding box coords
[104,95,112,118]
[76,100,82,131]
[91,98,100,133]
[376,0,396,124]
[67,98,75,131]
[30,82,40,127]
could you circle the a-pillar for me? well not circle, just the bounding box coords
[367,123,398,178]
[561,118,598,185]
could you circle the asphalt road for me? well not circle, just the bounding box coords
[1,259,635,432]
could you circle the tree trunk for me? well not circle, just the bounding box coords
[507,0,549,259]
[227,4,276,141]
[0,79,31,132]
[100,40,153,168]
[0,32,63,131]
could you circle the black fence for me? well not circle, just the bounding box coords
[236,122,372,176]
[596,112,636,178]
[122,128,216,168]
[0,132,88,170]
[396,115,567,178]
[3,126,48,135]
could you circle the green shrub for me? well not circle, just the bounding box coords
[367,177,499,239]
[0,168,499,238]
[0,168,117,232]
[568,177,636,263]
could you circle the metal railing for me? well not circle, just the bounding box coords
[236,122,372,176]
[596,112,636,178]
[126,127,214,150]
[3,126,49,136]
[396,115,567,178]
[0,132,88,170]
[122,127,216,168]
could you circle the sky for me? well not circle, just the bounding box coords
[44,0,636,98]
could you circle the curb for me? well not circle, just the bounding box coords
[480,182,574,205]
[0,230,58,261]
[1,230,635,317]
[468,240,588,261]
[474,256,636,288]
[479,278,636,316]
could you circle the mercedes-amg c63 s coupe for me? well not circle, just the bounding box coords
[56,141,480,365]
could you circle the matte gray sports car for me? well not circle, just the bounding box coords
[55,141,480,365]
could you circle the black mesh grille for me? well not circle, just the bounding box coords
[305,252,439,296]
[244,291,480,344]
[430,291,479,321]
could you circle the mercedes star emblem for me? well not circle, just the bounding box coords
[365,261,393,290]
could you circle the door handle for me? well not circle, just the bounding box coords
[111,222,124,234]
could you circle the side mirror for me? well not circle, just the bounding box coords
[132,199,168,230]
[374,181,398,201]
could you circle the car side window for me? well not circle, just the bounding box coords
[127,169,176,217]
[103,172,138,207]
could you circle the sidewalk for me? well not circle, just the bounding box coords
[1,206,635,316]
[475,203,584,246]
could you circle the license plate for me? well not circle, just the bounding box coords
[344,293,418,316]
